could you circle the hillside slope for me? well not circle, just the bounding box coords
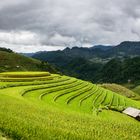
[133,85,140,95]
[0,72,140,140]
[100,83,140,100]
[0,50,57,73]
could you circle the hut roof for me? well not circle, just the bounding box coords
[123,107,140,118]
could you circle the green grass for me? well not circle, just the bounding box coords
[0,72,140,140]
[133,85,140,95]
[100,83,138,98]
[0,51,57,73]
[100,83,140,101]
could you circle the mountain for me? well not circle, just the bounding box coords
[20,53,35,57]
[32,41,140,62]
[0,47,57,73]
[90,45,113,51]
[32,46,106,62]
[21,51,48,57]
[107,41,140,57]
[32,41,140,84]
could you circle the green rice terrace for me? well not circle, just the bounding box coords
[0,72,140,140]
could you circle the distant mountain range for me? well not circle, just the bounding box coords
[32,41,140,62]
[90,45,113,51]
[30,41,140,84]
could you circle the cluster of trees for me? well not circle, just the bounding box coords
[0,47,13,53]
[48,57,140,84]
[56,57,102,82]
[101,57,140,83]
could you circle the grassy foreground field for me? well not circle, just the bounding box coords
[0,72,140,140]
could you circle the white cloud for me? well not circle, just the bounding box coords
[0,0,140,52]
[0,42,65,53]
[0,31,40,45]
[0,0,28,10]
[48,33,76,46]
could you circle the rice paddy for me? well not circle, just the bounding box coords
[0,72,140,140]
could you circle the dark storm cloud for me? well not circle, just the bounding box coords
[0,0,140,52]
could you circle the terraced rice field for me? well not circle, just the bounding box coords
[0,72,140,140]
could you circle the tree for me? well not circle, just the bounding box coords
[102,59,123,83]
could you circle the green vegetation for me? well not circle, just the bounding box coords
[33,49,140,84]
[133,85,140,95]
[0,47,13,53]
[33,41,140,62]
[0,72,140,140]
[0,50,57,73]
[32,41,140,84]
[100,83,140,99]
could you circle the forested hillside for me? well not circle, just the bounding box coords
[32,55,140,84]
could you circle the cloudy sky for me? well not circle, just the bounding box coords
[0,0,140,52]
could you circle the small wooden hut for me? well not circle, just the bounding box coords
[123,107,140,121]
